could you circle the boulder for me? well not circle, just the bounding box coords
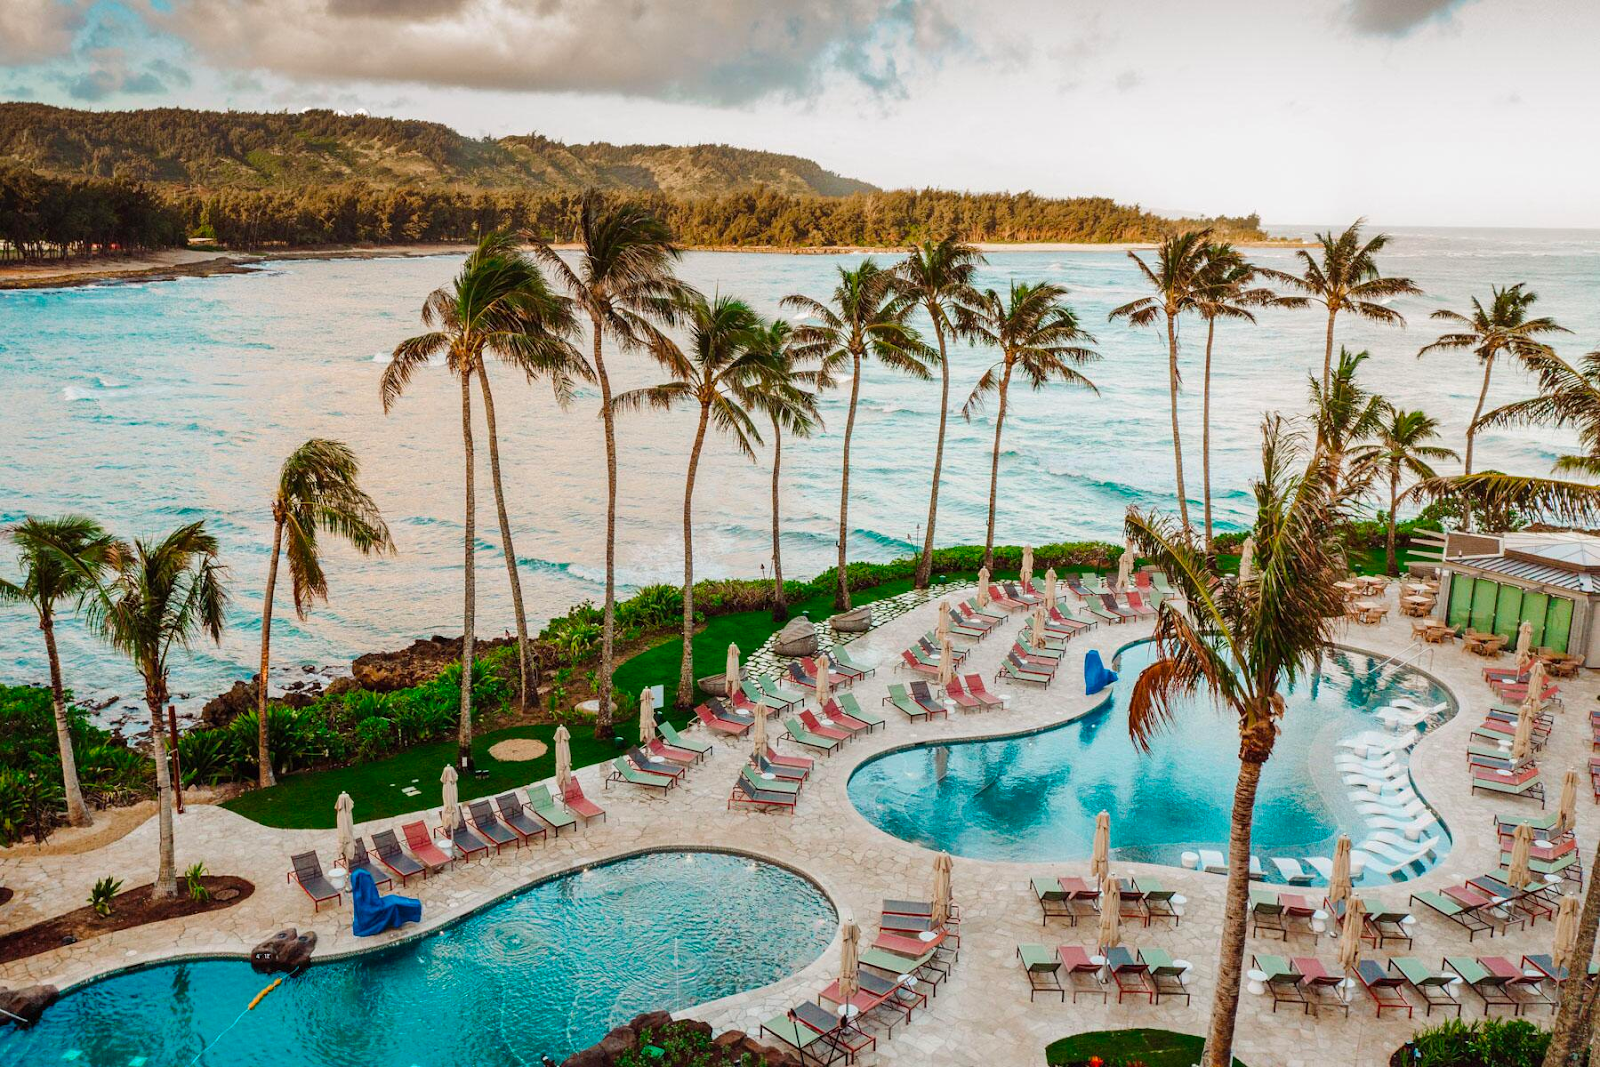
[698,673,734,697]
[352,634,515,691]
[771,616,818,658]
[249,928,317,973]
[323,675,361,699]
[559,1047,606,1067]
[201,678,258,728]
[0,984,58,1029]
[595,1024,638,1059]
[628,1010,674,1036]
[828,605,873,634]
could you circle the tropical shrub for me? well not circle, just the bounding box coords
[88,876,123,917]
[353,715,395,761]
[184,862,210,902]
[1405,1017,1550,1067]
[615,584,683,630]
[176,728,244,786]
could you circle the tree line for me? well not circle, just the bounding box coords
[0,164,185,261]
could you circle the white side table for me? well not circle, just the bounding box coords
[1246,969,1267,996]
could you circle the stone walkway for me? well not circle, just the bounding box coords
[2,586,1596,1067]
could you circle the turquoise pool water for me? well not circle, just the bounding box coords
[847,642,1453,882]
[0,850,835,1067]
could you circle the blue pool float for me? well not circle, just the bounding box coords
[350,867,423,937]
[1083,650,1118,695]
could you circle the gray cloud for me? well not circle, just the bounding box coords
[138,0,966,104]
[0,0,90,64]
[1344,0,1477,35]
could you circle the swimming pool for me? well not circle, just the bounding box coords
[0,850,836,1067]
[847,641,1454,883]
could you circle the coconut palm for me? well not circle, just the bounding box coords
[254,440,393,787]
[1260,218,1420,390]
[1348,409,1458,576]
[1417,282,1568,475]
[784,260,930,610]
[0,516,123,827]
[1193,245,1279,549]
[1109,230,1213,529]
[962,281,1099,569]
[744,319,822,622]
[612,293,778,707]
[891,237,985,589]
[1307,348,1387,497]
[384,232,586,768]
[80,522,227,897]
[1125,416,1347,1067]
[530,192,687,738]
[1545,837,1600,1065]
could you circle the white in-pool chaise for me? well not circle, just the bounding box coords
[1270,858,1315,885]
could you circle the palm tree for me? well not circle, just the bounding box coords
[1193,244,1278,550]
[1260,218,1420,390]
[612,293,776,707]
[530,193,686,738]
[81,522,227,897]
[1545,838,1600,1066]
[255,440,393,787]
[1348,409,1458,576]
[962,281,1099,569]
[1307,348,1387,497]
[891,237,985,589]
[1417,283,1568,476]
[0,516,122,827]
[383,232,586,768]
[744,319,822,622]
[1125,416,1348,1067]
[785,261,930,610]
[1109,230,1213,529]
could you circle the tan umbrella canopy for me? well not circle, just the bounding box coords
[815,653,833,709]
[1021,545,1034,587]
[1553,895,1582,975]
[1512,703,1537,762]
[938,637,954,687]
[1097,871,1121,948]
[1031,605,1047,645]
[1117,542,1134,590]
[334,791,356,865]
[1515,620,1535,670]
[1527,658,1548,707]
[976,566,991,606]
[931,852,954,926]
[1328,835,1353,909]
[936,600,951,643]
[838,914,861,1001]
[554,724,573,794]
[440,764,460,833]
[1559,769,1579,835]
[1044,568,1058,610]
[1507,823,1534,889]
[1338,897,1365,971]
[639,686,657,745]
[1091,810,1111,883]
[1238,535,1256,584]
[751,694,768,753]
[726,642,741,697]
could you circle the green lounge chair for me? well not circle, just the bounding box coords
[783,717,841,755]
[606,757,675,791]
[1032,878,1072,924]
[741,764,801,795]
[1408,890,1493,941]
[524,784,578,834]
[860,945,943,990]
[658,720,711,760]
[1390,957,1462,1016]
[885,683,936,722]
[741,680,788,713]
[1137,878,1180,925]
[999,656,1051,687]
[758,1012,844,1065]
[1017,943,1064,1002]
[831,645,876,676]
[1140,948,1191,1005]
[834,692,884,730]
[758,674,805,706]
[1251,954,1307,1014]
[1017,638,1065,661]
[1444,956,1518,1015]
[964,597,1007,622]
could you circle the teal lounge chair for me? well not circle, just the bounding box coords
[831,645,877,677]
[758,675,805,707]
[783,717,842,755]
[1390,957,1462,1016]
[834,692,885,730]
[658,720,711,761]
[606,757,676,791]
[524,784,578,834]
[1017,943,1064,1002]
[741,764,802,795]
[885,683,940,722]
[741,680,788,713]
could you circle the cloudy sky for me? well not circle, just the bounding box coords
[4,0,1594,228]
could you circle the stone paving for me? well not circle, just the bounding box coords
[2,585,1597,1067]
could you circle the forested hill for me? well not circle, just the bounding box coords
[0,103,878,198]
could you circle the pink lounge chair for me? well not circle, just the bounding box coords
[1123,591,1157,617]
[987,585,1027,610]
[1045,606,1090,634]
[402,820,454,869]
[944,678,982,711]
[765,744,815,774]
[1496,682,1561,706]
[819,698,871,733]
[803,656,853,688]
[648,737,699,766]
[956,603,1002,630]
[562,777,607,823]
[800,708,853,741]
[695,703,750,736]
[964,673,1008,710]
[899,649,942,677]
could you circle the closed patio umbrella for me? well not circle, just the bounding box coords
[1553,895,1581,975]
[1515,620,1534,670]
[335,791,356,865]
[938,637,954,687]
[931,852,953,927]
[639,686,657,745]
[440,764,460,833]
[1238,535,1256,583]
[976,566,990,607]
[1021,545,1034,588]
[1117,542,1134,591]
[1044,568,1058,610]
[1507,823,1534,889]
[815,653,832,709]
[1527,659,1548,708]
[1337,897,1364,971]
[936,600,950,643]
[838,914,861,1001]
[1097,871,1120,949]
[1328,835,1352,909]
[751,699,767,756]
[554,724,573,794]
[1558,769,1579,835]
[1031,605,1047,645]
[726,642,741,697]
[1511,703,1537,762]
[1091,810,1111,883]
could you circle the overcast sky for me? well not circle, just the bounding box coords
[4,0,1595,228]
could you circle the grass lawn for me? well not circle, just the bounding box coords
[1045,1029,1248,1067]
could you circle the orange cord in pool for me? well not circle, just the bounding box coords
[247,978,282,1011]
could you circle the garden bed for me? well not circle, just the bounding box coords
[1046,1029,1248,1067]
[0,876,253,965]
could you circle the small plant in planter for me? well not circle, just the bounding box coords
[88,876,123,917]
[185,862,210,902]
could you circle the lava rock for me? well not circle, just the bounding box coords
[324,676,361,698]
[771,616,818,657]
[201,678,258,728]
[249,928,317,973]
[595,1025,638,1059]
[351,634,514,691]
[0,984,59,1028]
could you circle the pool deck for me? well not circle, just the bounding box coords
[2,585,1595,1066]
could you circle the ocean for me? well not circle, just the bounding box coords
[3,226,1598,723]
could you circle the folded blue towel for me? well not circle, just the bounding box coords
[350,867,423,937]
[1084,650,1118,695]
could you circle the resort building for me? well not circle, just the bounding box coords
[1439,529,1600,664]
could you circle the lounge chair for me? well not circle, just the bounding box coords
[784,716,843,755]
[1032,877,1073,924]
[801,656,852,689]
[998,652,1052,687]
[798,708,852,742]
[370,829,428,884]
[741,763,801,796]
[1364,907,1416,950]
[1354,958,1413,1018]
[831,645,877,677]
[898,649,942,677]
[1292,957,1351,1018]
[759,1009,849,1066]
[1058,946,1109,1003]
[466,799,521,853]
[627,745,687,781]
[442,812,491,862]
[964,674,1008,710]
[401,820,454,871]
[1017,637,1066,662]
[859,944,946,994]
[730,774,797,813]
[646,736,700,767]
[1445,956,1520,1016]
[1017,943,1064,1002]
[1251,954,1307,1014]
[764,744,814,777]
[497,791,557,840]
[944,678,983,711]
[756,675,807,711]
[1471,764,1546,806]
[343,838,393,892]
[1141,948,1191,1005]
[606,756,677,790]
[1096,593,1137,622]
[657,720,711,761]
[1125,590,1159,616]
[739,680,788,714]
[818,653,865,683]
[785,659,822,694]
[948,675,997,711]
[756,753,808,783]
[1270,858,1315,885]
[833,692,885,730]
[884,682,945,722]
[1045,605,1093,633]
[562,777,606,823]
[288,851,343,910]
[1390,957,1462,1017]
[1002,581,1043,606]
[1080,598,1122,624]
[695,703,750,736]
[1249,890,1288,940]
[986,585,1028,610]
[1102,945,1154,1004]
[1408,890,1495,941]
[790,1000,875,1063]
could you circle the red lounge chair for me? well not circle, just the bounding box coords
[799,709,852,741]
[562,777,607,823]
[647,737,699,767]
[766,744,815,775]
[987,585,1027,610]
[899,649,942,677]
[1010,642,1059,671]
[944,678,982,711]
[370,829,429,883]
[818,698,871,733]
[1124,591,1157,616]
[1355,958,1413,1018]
[955,603,1002,631]
[1496,682,1561,706]
[784,660,820,694]
[1057,946,1109,1003]
[802,656,853,688]
[1102,946,1154,1004]
[1045,606,1090,634]
[695,703,750,736]
[964,674,1008,710]
[402,820,454,869]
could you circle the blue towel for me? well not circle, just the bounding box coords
[350,867,422,937]
[1083,650,1118,695]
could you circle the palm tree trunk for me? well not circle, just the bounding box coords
[835,351,862,611]
[916,315,950,589]
[983,363,1013,571]
[255,517,282,788]
[1544,837,1600,1066]
[458,369,476,774]
[678,404,711,708]
[1465,354,1494,477]
[1202,318,1216,552]
[1386,465,1400,577]
[475,362,533,709]
[1165,314,1191,529]
[1201,756,1265,1067]
[41,610,90,827]
[1322,306,1337,393]
[592,316,618,739]
[145,678,177,898]
[770,418,788,622]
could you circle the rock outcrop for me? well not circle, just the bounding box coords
[201,677,258,728]
[771,616,818,658]
[559,1013,798,1067]
[0,984,59,1028]
[352,634,514,691]
[249,928,317,973]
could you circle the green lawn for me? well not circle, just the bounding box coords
[1046,1029,1248,1067]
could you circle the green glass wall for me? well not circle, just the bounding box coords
[1442,573,1576,654]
